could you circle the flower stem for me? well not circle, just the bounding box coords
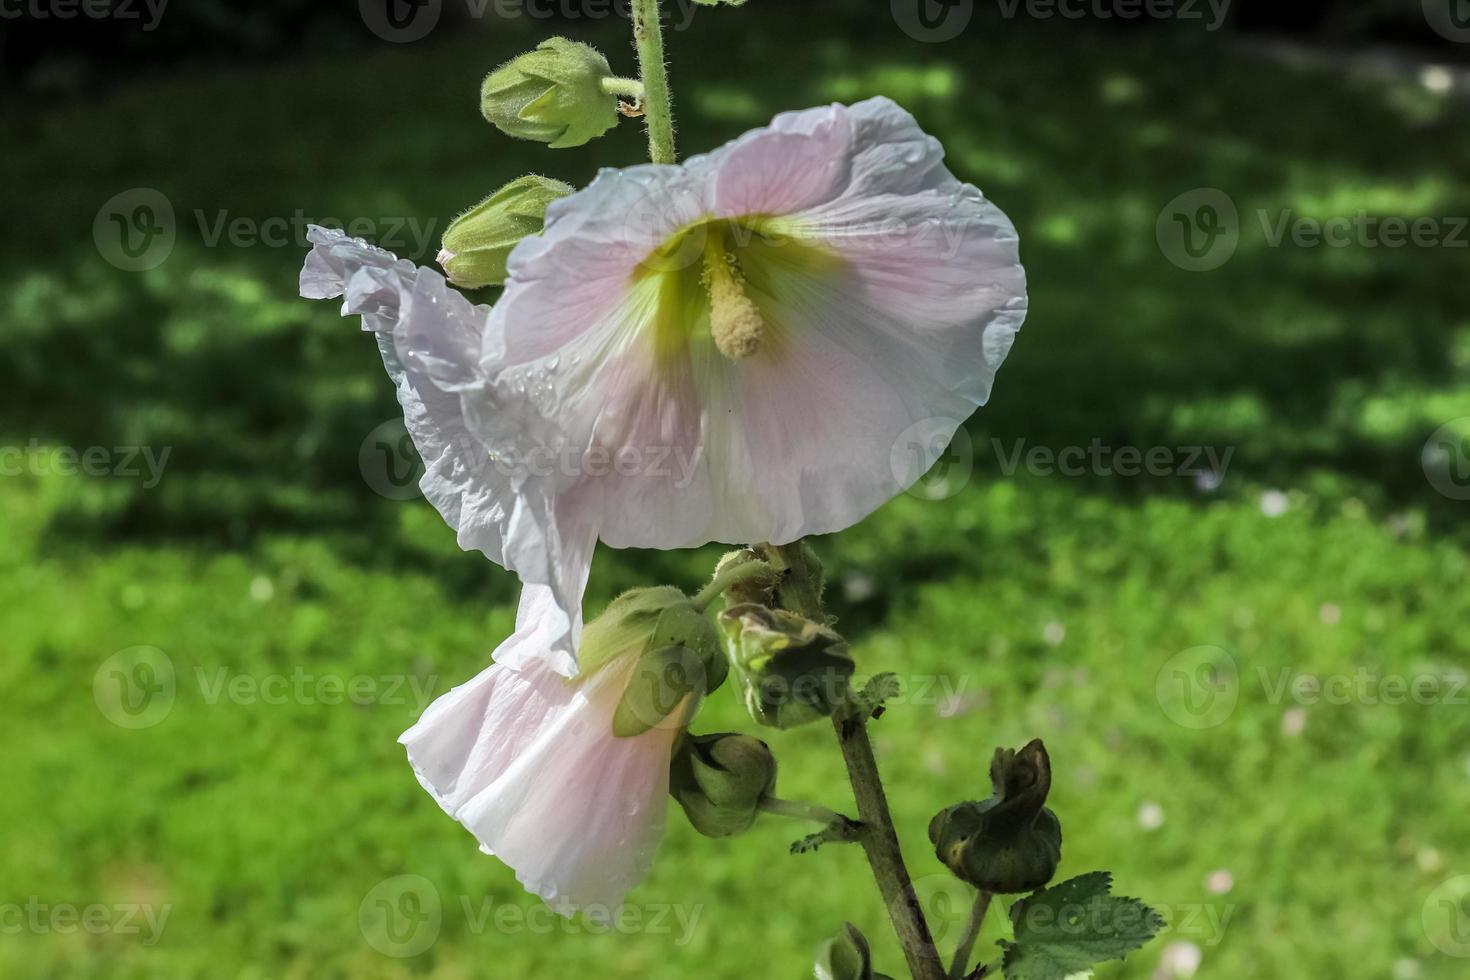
[833,710,948,980]
[630,0,676,164]
[600,76,646,100]
[949,890,994,979]
[759,797,846,825]
[692,558,770,611]
[764,539,944,978]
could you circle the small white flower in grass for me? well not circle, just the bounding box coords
[1281,706,1307,737]
[301,96,1027,678]
[1259,489,1289,517]
[1205,869,1234,895]
[1137,801,1165,831]
[1155,940,1202,979]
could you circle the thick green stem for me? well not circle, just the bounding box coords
[833,711,947,980]
[949,890,993,979]
[630,0,676,163]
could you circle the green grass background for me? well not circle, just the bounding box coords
[3,8,1470,979]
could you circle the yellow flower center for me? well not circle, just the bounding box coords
[634,217,841,368]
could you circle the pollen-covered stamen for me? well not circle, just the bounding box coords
[702,238,765,360]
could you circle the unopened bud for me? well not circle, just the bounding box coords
[928,739,1063,894]
[579,586,725,738]
[480,37,619,149]
[719,603,854,729]
[669,732,777,838]
[438,175,573,288]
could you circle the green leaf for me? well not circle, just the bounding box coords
[998,872,1163,980]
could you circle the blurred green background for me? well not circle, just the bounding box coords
[3,2,1470,978]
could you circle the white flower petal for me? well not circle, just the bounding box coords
[401,623,674,913]
[484,96,1026,551]
[301,226,594,674]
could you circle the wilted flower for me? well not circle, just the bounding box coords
[301,96,1026,677]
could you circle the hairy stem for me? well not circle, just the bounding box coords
[949,890,993,979]
[834,711,947,980]
[692,558,770,611]
[599,76,646,99]
[630,0,676,163]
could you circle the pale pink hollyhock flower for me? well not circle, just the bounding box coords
[400,607,686,913]
[301,97,1026,676]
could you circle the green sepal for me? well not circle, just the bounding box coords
[998,872,1164,980]
[669,732,777,837]
[929,740,1063,894]
[719,604,854,729]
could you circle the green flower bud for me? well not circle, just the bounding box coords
[579,586,726,738]
[814,923,895,980]
[719,603,854,729]
[669,732,777,838]
[928,739,1063,894]
[438,175,573,288]
[480,37,619,149]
